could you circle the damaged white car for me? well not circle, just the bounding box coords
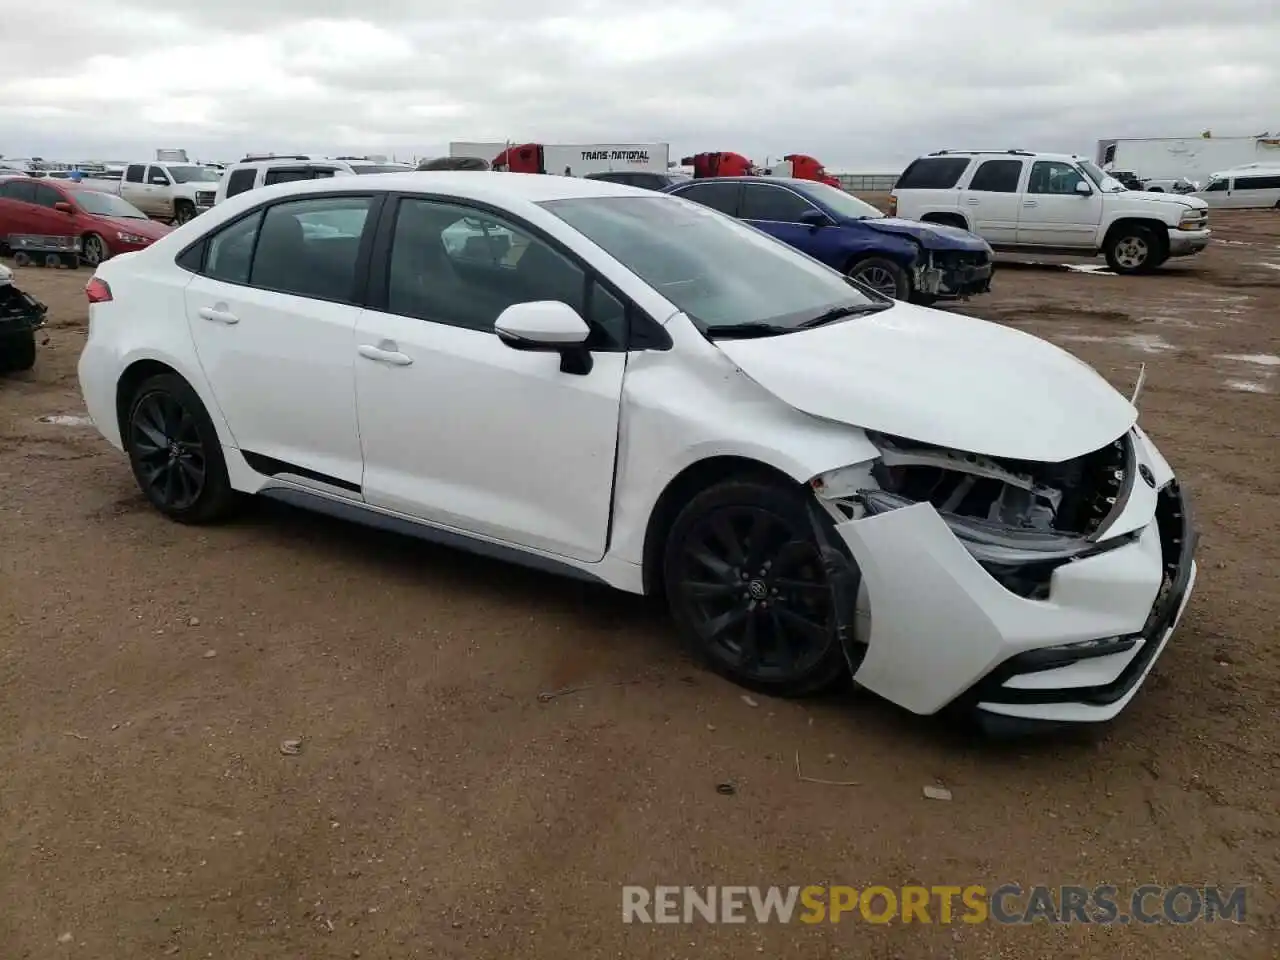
[76,173,1198,735]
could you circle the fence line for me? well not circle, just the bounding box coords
[833,173,900,192]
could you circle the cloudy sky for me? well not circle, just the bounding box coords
[1,0,1276,171]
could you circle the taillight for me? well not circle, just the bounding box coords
[85,277,112,303]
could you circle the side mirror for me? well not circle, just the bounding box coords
[1074,180,1093,196]
[53,201,75,214]
[494,301,594,375]
[149,177,169,186]
[798,209,829,229]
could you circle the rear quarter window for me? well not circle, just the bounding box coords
[895,157,971,190]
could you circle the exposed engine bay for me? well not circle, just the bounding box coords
[812,431,1132,601]
[864,431,1128,536]
[913,249,994,300]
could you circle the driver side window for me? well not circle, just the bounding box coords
[1204,179,1228,192]
[385,198,625,347]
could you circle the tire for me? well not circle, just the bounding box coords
[173,202,195,226]
[0,331,36,373]
[82,233,108,267]
[662,477,851,697]
[1104,225,1161,274]
[847,256,911,299]
[124,373,239,524]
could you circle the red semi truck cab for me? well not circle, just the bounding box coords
[682,152,754,178]
[784,153,842,189]
[491,143,546,174]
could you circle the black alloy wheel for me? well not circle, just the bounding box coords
[125,373,237,523]
[664,479,849,696]
[130,390,206,511]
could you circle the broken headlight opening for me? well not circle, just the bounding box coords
[814,431,1138,600]
[857,489,1138,600]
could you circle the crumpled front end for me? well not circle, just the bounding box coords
[0,265,48,334]
[808,427,1198,730]
[913,248,994,300]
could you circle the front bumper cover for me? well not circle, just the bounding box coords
[1167,228,1210,257]
[826,474,1197,726]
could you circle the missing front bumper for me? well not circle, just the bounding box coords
[828,481,1196,723]
[914,253,994,299]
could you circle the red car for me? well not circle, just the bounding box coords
[0,176,171,266]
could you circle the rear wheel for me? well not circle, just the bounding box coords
[0,331,36,373]
[662,478,849,697]
[124,373,238,523]
[847,256,911,299]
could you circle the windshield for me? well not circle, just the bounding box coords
[352,164,413,175]
[167,165,222,183]
[539,195,879,335]
[71,189,148,219]
[794,181,885,219]
[1079,160,1125,192]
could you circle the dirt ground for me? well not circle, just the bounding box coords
[1,206,1278,959]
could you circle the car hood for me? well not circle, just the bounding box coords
[855,216,990,251]
[1117,189,1208,211]
[96,215,171,239]
[712,300,1137,463]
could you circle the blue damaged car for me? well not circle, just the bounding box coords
[664,176,994,304]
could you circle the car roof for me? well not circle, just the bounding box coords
[230,171,657,204]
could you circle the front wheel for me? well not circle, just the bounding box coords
[82,233,108,267]
[125,373,239,524]
[173,202,195,226]
[847,256,911,300]
[1104,226,1161,274]
[662,478,850,697]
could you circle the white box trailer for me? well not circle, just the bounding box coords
[1096,136,1280,187]
[449,141,671,176]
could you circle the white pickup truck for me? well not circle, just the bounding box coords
[84,161,222,224]
[889,150,1211,274]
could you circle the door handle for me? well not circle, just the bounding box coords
[965,198,980,204]
[1023,199,1038,206]
[358,343,413,366]
[198,306,239,324]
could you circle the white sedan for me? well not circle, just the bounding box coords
[76,172,1198,735]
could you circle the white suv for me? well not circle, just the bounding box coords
[889,150,1211,274]
[214,155,413,205]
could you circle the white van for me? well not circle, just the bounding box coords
[1194,164,1280,209]
[213,155,413,205]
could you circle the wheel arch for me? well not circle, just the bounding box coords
[920,211,970,230]
[1103,217,1170,259]
[640,455,807,597]
[114,353,231,449]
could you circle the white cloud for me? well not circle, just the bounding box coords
[0,0,1276,170]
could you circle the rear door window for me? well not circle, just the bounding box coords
[966,159,1024,192]
[0,180,37,203]
[248,195,375,303]
[895,157,970,190]
[671,181,741,215]
[224,168,257,198]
